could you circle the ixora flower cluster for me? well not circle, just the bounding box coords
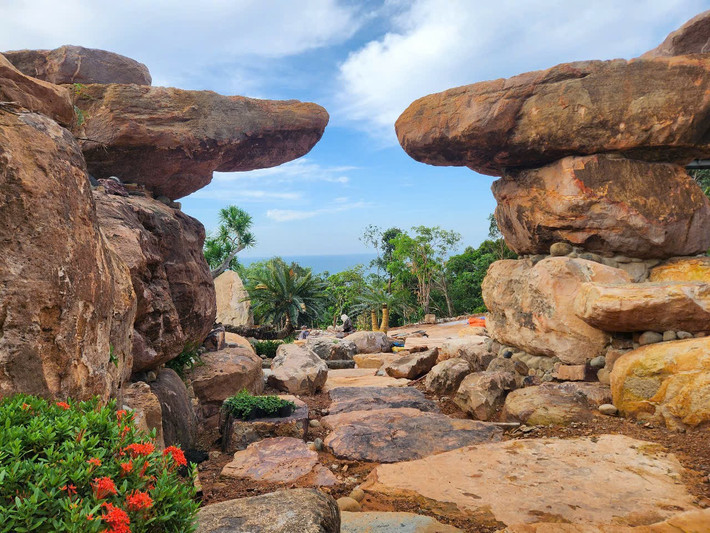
[0,395,199,532]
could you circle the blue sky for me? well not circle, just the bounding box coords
[2,0,709,256]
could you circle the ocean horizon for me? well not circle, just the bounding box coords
[239,253,377,275]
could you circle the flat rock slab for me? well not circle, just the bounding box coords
[329,386,438,415]
[196,488,340,533]
[221,437,336,486]
[341,511,461,532]
[362,435,698,527]
[324,408,501,463]
[353,353,400,369]
[222,395,308,453]
[323,369,410,391]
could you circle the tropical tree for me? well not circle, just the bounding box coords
[322,265,368,327]
[351,281,413,332]
[245,258,327,337]
[204,206,256,279]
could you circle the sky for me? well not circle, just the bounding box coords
[2,0,709,257]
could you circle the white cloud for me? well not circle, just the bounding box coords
[337,0,707,140]
[190,188,302,201]
[267,201,373,222]
[0,0,361,89]
[212,158,354,185]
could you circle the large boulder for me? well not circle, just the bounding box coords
[0,110,135,401]
[482,257,630,364]
[650,256,710,282]
[4,45,152,85]
[610,337,710,429]
[121,381,165,449]
[575,281,710,333]
[383,348,438,379]
[396,56,710,175]
[345,330,391,353]
[642,10,710,57]
[94,193,216,373]
[361,436,697,528]
[327,386,438,416]
[437,337,493,370]
[0,53,74,126]
[454,371,517,421]
[74,84,329,199]
[149,368,197,449]
[492,155,710,258]
[196,489,340,533]
[305,336,358,361]
[424,358,472,396]
[268,344,328,395]
[214,270,253,327]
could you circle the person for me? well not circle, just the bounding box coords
[297,326,310,340]
[341,314,354,333]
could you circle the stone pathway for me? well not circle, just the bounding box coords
[323,368,409,391]
[341,511,462,532]
[328,386,438,415]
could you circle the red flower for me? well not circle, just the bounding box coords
[92,476,117,499]
[87,457,102,467]
[56,401,70,410]
[119,461,133,476]
[101,502,130,533]
[86,513,94,521]
[123,442,155,458]
[163,446,187,467]
[21,403,31,410]
[60,484,77,497]
[139,461,150,477]
[125,490,153,511]
[120,425,130,438]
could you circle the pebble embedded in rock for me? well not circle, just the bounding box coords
[599,404,618,416]
[309,419,321,428]
[314,438,324,452]
[663,330,678,342]
[550,242,573,256]
[589,356,606,369]
[337,497,361,512]
[349,488,365,502]
[639,331,664,345]
[677,331,694,339]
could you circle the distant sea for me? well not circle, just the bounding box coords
[239,253,376,275]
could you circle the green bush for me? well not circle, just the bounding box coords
[166,342,202,377]
[253,340,282,358]
[0,394,198,532]
[222,390,295,420]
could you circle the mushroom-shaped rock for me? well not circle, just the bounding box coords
[396,56,710,175]
[3,45,152,85]
[75,84,329,199]
[0,110,135,401]
[93,193,216,373]
[493,154,710,258]
[0,53,74,126]
[268,344,328,395]
[642,10,710,57]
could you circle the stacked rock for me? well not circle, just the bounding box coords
[395,12,710,430]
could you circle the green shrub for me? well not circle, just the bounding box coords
[222,390,295,420]
[166,342,202,377]
[0,394,198,532]
[253,340,282,358]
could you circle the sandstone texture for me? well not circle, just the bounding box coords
[328,386,437,416]
[454,371,516,421]
[575,281,710,333]
[221,437,336,486]
[120,380,165,449]
[345,331,392,353]
[642,10,710,57]
[268,344,328,395]
[437,337,493,370]
[341,511,462,532]
[492,155,710,258]
[483,257,630,364]
[610,337,710,429]
[0,53,74,126]
[353,352,399,369]
[323,369,410,391]
[362,436,697,527]
[306,336,358,361]
[214,270,253,327]
[396,56,710,175]
[196,489,340,533]
[94,193,216,373]
[424,358,472,396]
[75,84,329,199]
[0,111,135,400]
[149,368,197,449]
[650,256,710,282]
[503,382,611,426]
[384,348,438,379]
[324,408,502,463]
[4,45,152,85]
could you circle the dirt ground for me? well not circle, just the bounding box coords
[197,383,710,533]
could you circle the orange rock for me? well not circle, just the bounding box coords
[650,257,710,283]
[642,10,710,58]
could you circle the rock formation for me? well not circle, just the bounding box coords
[395,13,710,429]
[214,270,253,327]
[74,84,329,199]
[4,45,152,85]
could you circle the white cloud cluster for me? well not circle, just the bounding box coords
[337,0,707,139]
[212,158,354,185]
[267,200,373,222]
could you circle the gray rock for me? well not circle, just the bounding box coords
[550,242,573,256]
[149,368,197,449]
[424,358,472,396]
[455,371,517,420]
[662,330,678,342]
[306,337,358,361]
[196,489,340,533]
[639,331,663,346]
[578,252,603,263]
[328,386,438,415]
[314,438,324,452]
[589,356,606,369]
[599,404,618,416]
[677,331,694,340]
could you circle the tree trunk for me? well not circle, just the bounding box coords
[379,303,389,333]
[275,314,294,339]
[210,244,245,279]
[370,309,378,331]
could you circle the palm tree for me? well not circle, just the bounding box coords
[246,259,327,338]
[352,282,413,333]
